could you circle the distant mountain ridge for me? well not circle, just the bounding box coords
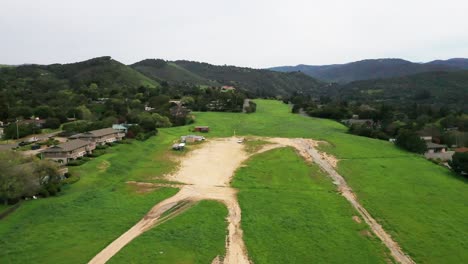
[131,59,324,97]
[269,58,468,83]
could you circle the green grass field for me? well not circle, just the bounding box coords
[109,200,228,264]
[0,135,180,264]
[170,100,467,263]
[232,147,389,263]
[1,99,466,263]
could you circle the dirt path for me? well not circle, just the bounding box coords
[88,138,251,264]
[268,138,415,264]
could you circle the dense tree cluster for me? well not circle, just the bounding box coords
[0,151,62,204]
[0,58,249,140]
[288,94,468,150]
[449,152,468,177]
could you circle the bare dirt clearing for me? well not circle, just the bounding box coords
[89,138,252,264]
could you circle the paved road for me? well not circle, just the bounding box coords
[0,131,61,152]
[0,143,18,151]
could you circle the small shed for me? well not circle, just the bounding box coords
[194,126,210,133]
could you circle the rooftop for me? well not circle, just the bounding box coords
[426,142,447,149]
[43,139,91,153]
[71,128,121,138]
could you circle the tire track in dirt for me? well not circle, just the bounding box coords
[88,138,252,264]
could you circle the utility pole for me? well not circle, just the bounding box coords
[16,119,19,140]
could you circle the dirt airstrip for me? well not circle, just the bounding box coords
[88,137,414,264]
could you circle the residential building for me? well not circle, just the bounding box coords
[42,139,96,164]
[426,142,447,153]
[221,85,236,92]
[69,128,125,145]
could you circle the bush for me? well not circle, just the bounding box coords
[44,118,61,129]
[62,175,80,185]
[88,149,106,157]
[449,152,468,176]
[136,131,156,141]
[96,144,109,150]
[67,159,87,166]
[396,129,427,154]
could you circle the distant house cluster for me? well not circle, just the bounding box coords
[220,85,236,92]
[421,136,454,161]
[41,127,125,164]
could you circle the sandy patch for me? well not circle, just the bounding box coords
[352,215,362,223]
[89,138,252,264]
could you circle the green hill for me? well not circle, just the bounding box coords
[46,56,158,89]
[131,59,218,86]
[0,56,160,121]
[132,59,324,97]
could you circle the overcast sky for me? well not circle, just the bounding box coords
[1,0,467,68]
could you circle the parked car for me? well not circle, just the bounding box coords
[31,144,41,150]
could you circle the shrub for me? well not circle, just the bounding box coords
[396,129,427,154]
[62,175,80,185]
[88,149,106,157]
[449,152,468,176]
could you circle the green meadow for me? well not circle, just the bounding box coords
[109,200,227,264]
[0,135,179,264]
[232,147,389,263]
[174,100,468,263]
[0,99,466,263]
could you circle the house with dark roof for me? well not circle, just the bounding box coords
[42,139,96,164]
[426,142,447,154]
[69,128,125,145]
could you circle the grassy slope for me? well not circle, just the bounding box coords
[0,134,180,264]
[165,99,467,263]
[232,147,389,263]
[109,201,228,264]
[1,100,466,263]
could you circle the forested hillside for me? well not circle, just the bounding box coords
[0,57,249,139]
[132,59,324,97]
[336,70,468,109]
[270,58,464,83]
